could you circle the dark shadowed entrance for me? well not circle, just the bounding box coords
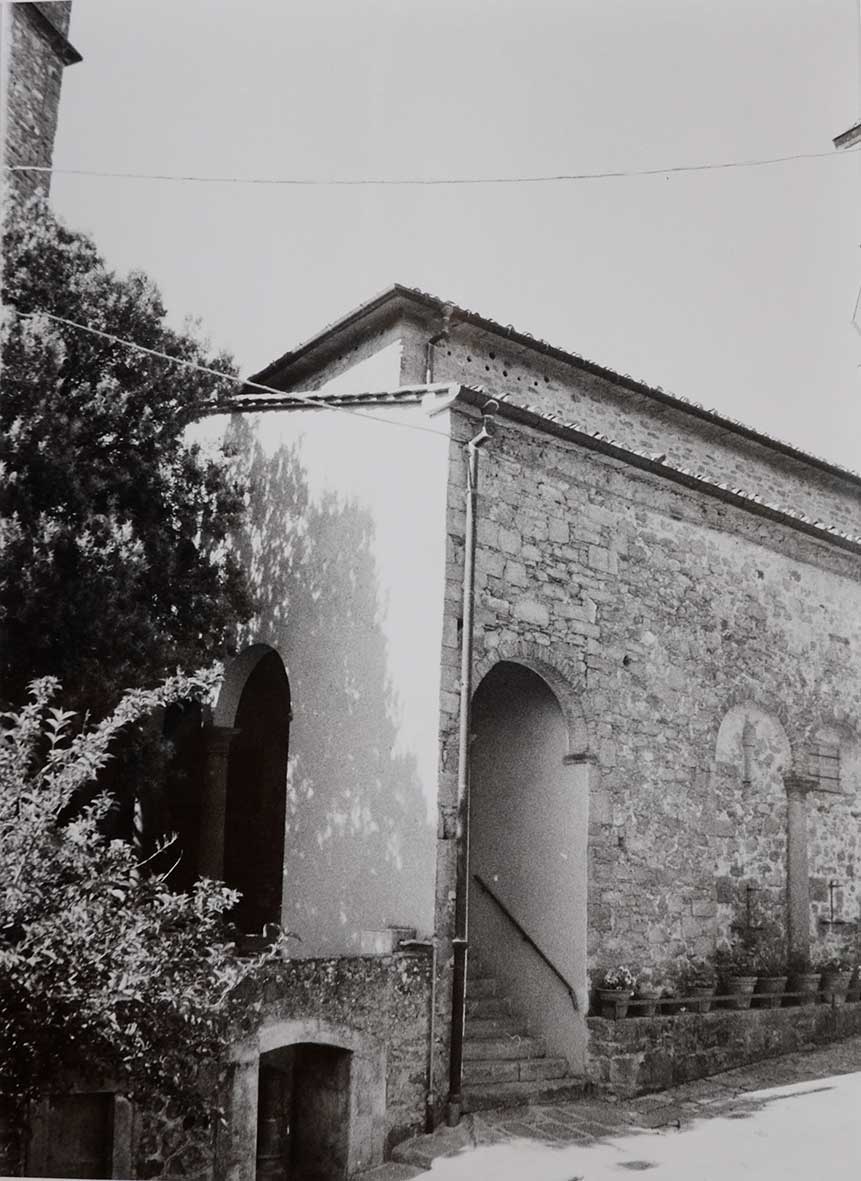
[256,1045,351,1181]
[224,649,291,933]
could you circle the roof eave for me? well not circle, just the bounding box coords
[248,284,861,492]
[833,122,861,150]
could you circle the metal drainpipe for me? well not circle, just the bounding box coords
[446,411,495,1126]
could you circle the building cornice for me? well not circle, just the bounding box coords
[211,382,861,559]
[248,284,861,495]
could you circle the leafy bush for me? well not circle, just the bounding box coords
[0,672,285,1128]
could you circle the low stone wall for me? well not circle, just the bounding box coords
[251,949,433,1153]
[0,950,434,1179]
[587,1001,861,1097]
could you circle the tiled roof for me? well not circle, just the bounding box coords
[217,384,861,556]
[249,284,861,492]
[454,387,861,556]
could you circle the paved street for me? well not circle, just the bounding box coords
[373,1036,861,1179]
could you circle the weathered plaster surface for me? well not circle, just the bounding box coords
[194,404,449,954]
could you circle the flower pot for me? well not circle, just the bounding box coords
[597,988,633,1019]
[635,989,662,1017]
[847,968,861,1004]
[789,972,821,1007]
[820,971,852,1006]
[661,996,684,1015]
[722,974,758,1010]
[688,984,716,1014]
[753,975,787,1009]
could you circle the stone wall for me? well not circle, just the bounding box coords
[136,951,433,1179]
[3,2,80,204]
[248,951,434,1154]
[587,1003,861,1097]
[439,403,861,987]
[0,952,432,1179]
[428,321,861,537]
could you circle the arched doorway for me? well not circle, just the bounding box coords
[256,1044,352,1181]
[223,647,291,933]
[219,1021,386,1181]
[468,660,589,1068]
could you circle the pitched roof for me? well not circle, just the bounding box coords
[249,283,861,491]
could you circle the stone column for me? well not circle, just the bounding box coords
[199,725,239,881]
[784,774,815,965]
[561,752,596,1074]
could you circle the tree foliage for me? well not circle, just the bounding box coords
[0,672,281,1125]
[0,198,252,718]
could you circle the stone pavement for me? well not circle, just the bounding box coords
[362,1035,861,1178]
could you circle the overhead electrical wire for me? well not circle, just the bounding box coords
[5,145,860,187]
[8,308,454,440]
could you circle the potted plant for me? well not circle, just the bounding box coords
[847,963,861,1004]
[634,969,663,1017]
[817,955,853,1006]
[715,940,758,1010]
[787,953,821,1007]
[595,965,637,1018]
[678,955,717,1013]
[752,930,788,1009]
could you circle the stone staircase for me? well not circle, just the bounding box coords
[461,961,587,1111]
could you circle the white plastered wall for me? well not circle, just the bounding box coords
[192,398,450,953]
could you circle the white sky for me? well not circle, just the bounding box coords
[48,0,861,469]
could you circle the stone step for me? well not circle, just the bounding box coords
[465,995,512,1018]
[462,1055,570,1086]
[463,1034,546,1061]
[462,1075,590,1113]
[465,1015,527,1039]
[355,1163,425,1181]
[467,976,500,998]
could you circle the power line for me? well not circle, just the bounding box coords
[8,308,453,440]
[5,145,860,187]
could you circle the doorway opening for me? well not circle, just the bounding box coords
[256,1045,352,1181]
[468,660,588,1068]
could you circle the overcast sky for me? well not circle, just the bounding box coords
[50,0,861,469]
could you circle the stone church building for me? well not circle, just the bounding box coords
[171,284,861,1178]
[5,4,861,1176]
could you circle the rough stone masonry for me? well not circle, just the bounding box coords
[429,317,861,982]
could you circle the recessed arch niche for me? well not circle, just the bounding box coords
[468,658,589,1071]
[218,645,291,934]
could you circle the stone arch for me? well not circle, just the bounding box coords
[202,644,291,933]
[473,638,591,757]
[713,702,792,947]
[800,716,861,949]
[221,1020,386,1181]
[467,653,592,1073]
[802,715,861,795]
[714,701,792,778]
[709,688,797,772]
[214,642,293,728]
